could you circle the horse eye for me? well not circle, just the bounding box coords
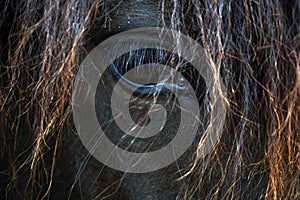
[108,48,206,100]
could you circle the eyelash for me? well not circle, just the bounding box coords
[108,48,206,99]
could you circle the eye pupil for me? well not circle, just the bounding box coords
[178,77,185,85]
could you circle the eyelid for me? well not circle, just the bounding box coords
[107,48,198,98]
[92,34,205,99]
[110,61,188,96]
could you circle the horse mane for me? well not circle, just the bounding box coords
[0,0,299,199]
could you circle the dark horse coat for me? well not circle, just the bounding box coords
[0,0,299,199]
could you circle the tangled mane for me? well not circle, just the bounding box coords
[0,0,299,199]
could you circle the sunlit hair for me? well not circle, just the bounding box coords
[0,0,299,199]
